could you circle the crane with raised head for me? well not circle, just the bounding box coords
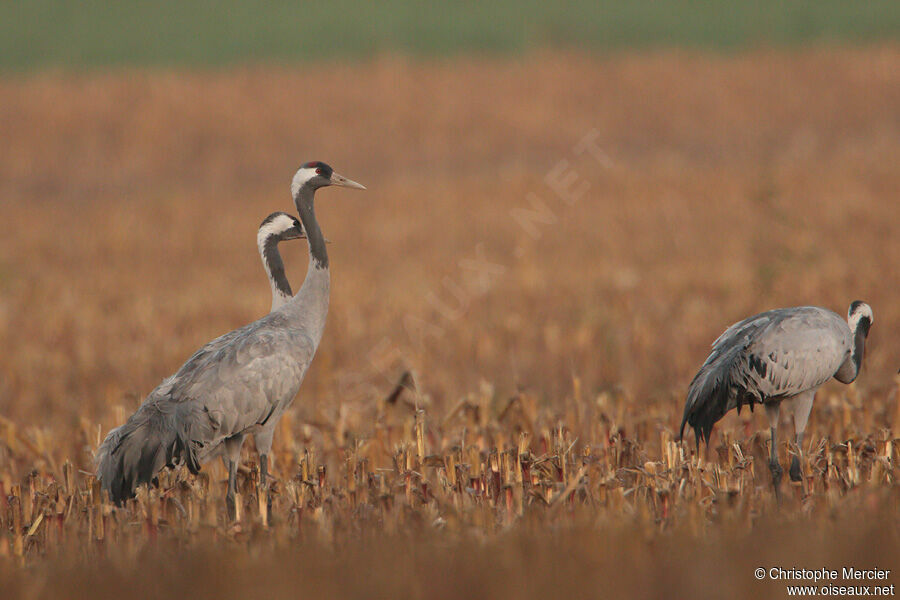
[97,163,365,512]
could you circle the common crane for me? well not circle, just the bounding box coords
[97,162,364,510]
[190,211,306,482]
[679,301,873,494]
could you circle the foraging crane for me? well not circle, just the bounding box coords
[97,162,365,509]
[679,301,873,493]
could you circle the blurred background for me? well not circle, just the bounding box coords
[1,3,899,596]
[2,0,897,425]
[2,1,900,68]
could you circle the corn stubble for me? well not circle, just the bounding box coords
[2,374,900,598]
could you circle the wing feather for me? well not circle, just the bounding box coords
[144,313,316,459]
[680,307,851,446]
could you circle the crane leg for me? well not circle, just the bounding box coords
[254,429,275,515]
[255,429,274,486]
[223,434,244,520]
[768,426,783,494]
[260,454,269,486]
[226,458,238,519]
[254,429,275,486]
[765,404,783,500]
[789,390,814,483]
[258,453,272,516]
[790,433,804,482]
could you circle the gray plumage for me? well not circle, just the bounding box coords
[95,211,304,503]
[680,302,873,446]
[679,301,873,491]
[96,163,364,505]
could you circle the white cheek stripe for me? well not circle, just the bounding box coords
[291,167,317,197]
[258,216,295,241]
[847,304,873,329]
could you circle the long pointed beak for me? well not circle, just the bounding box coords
[330,171,366,190]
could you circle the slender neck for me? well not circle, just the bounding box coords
[837,317,870,383]
[285,183,330,346]
[295,185,328,269]
[259,234,292,311]
[850,320,869,377]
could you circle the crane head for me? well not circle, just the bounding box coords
[848,301,874,336]
[291,161,366,197]
[259,212,306,243]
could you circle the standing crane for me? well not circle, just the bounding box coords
[97,162,365,511]
[176,211,306,483]
[679,301,873,494]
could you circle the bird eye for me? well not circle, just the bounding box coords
[315,168,323,175]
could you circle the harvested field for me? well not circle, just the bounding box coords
[1,46,899,598]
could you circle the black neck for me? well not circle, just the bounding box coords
[262,236,292,297]
[851,319,870,375]
[295,185,328,269]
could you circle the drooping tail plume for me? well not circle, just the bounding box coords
[95,402,200,505]
[679,364,733,448]
[679,344,759,448]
